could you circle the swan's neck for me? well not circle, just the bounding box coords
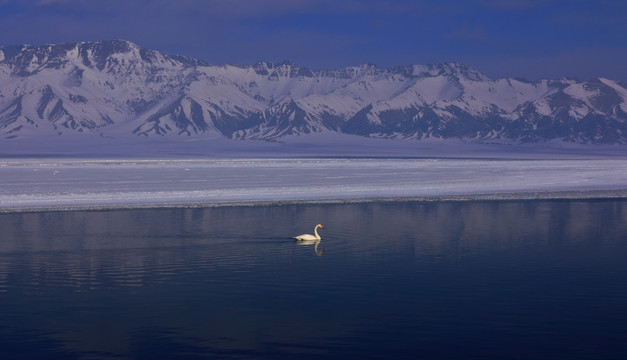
[314,225,321,239]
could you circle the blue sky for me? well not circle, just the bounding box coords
[0,0,625,81]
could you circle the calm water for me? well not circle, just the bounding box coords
[1,200,626,359]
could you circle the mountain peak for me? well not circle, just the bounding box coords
[425,62,489,81]
[251,61,316,78]
[0,39,206,76]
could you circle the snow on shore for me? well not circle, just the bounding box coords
[1,157,626,212]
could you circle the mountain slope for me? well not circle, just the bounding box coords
[1,40,626,144]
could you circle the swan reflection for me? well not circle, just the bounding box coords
[295,238,325,256]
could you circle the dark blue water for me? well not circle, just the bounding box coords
[1,200,626,359]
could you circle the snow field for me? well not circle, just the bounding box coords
[1,157,626,212]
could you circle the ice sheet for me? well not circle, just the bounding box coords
[1,158,626,212]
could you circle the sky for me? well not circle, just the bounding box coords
[0,0,625,82]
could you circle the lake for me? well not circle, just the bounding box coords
[1,200,626,359]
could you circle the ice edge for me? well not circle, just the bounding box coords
[2,189,627,214]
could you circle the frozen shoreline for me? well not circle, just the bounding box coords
[1,157,627,213]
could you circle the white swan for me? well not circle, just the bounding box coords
[294,224,324,241]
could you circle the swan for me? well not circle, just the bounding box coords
[294,224,324,241]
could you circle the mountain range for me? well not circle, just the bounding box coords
[1,40,626,144]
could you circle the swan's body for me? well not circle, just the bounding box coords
[294,224,324,241]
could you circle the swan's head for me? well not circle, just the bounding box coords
[317,224,324,229]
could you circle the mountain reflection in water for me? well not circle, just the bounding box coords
[0,200,626,359]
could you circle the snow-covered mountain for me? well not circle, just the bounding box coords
[1,40,626,143]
